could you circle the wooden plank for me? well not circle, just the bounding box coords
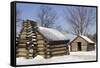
[37,44,44,47]
[51,47,67,51]
[16,53,28,56]
[17,48,28,52]
[52,53,67,56]
[37,35,44,40]
[37,40,45,44]
[37,52,44,55]
[37,47,44,51]
[52,51,67,54]
[51,49,67,52]
[18,39,27,43]
[49,45,67,48]
[48,40,69,45]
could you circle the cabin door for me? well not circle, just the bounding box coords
[77,42,82,51]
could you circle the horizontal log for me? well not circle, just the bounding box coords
[51,47,67,51]
[52,51,67,54]
[37,44,44,47]
[37,36,44,40]
[37,40,45,44]
[51,49,67,52]
[16,51,29,54]
[37,46,44,48]
[49,45,67,48]
[17,44,27,48]
[52,53,67,56]
[37,38,44,41]
[18,43,26,46]
[28,54,33,57]
[18,40,28,43]
[17,48,28,52]
[16,53,28,56]
[37,49,44,52]
[37,48,44,51]
[37,52,44,55]
[48,40,69,45]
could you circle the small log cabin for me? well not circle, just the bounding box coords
[70,35,95,52]
[36,27,70,58]
[16,20,70,59]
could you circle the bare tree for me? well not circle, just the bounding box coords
[37,5,57,28]
[64,7,96,35]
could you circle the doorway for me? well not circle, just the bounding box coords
[77,42,82,51]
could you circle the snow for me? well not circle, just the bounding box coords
[16,51,96,65]
[60,32,94,43]
[80,35,94,43]
[31,44,34,46]
[16,27,96,65]
[71,51,96,56]
[26,42,30,44]
[38,27,68,41]
[32,39,36,41]
[32,35,36,37]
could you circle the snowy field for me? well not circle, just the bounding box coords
[16,50,96,65]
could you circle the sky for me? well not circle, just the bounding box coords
[16,3,96,35]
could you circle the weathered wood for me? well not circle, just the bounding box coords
[37,40,45,44]
[51,48,67,52]
[17,20,70,59]
[48,40,69,45]
[49,45,67,48]
[71,36,95,51]
[52,52,67,56]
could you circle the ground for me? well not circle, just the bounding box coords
[16,50,96,65]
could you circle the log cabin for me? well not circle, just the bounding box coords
[36,27,69,58]
[70,35,95,52]
[16,20,70,59]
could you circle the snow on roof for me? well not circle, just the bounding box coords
[79,35,94,43]
[38,27,68,41]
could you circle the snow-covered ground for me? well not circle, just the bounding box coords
[16,50,96,65]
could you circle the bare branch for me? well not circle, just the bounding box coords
[64,7,95,35]
[37,5,57,28]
